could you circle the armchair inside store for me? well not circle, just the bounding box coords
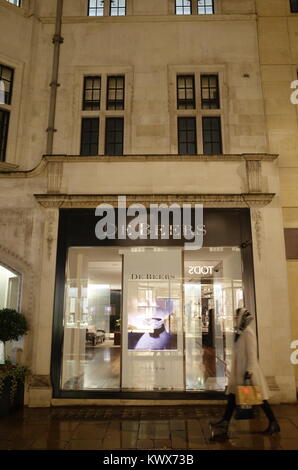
[51,208,255,399]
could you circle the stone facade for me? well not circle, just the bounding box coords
[256,0,298,390]
[0,0,297,405]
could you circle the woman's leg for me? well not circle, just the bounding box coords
[260,400,280,435]
[222,393,236,422]
[210,394,236,438]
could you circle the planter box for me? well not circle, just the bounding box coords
[0,377,12,418]
[0,378,24,418]
[114,331,121,346]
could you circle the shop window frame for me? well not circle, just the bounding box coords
[51,208,255,400]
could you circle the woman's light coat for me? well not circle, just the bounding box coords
[227,323,270,400]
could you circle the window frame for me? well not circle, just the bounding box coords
[87,0,105,16]
[201,74,220,110]
[0,109,10,162]
[175,0,192,15]
[177,75,196,110]
[105,116,124,156]
[5,0,21,7]
[83,75,101,111]
[0,64,14,106]
[290,0,298,13]
[0,63,15,163]
[197,0,214,15]
[202,116,222,155]
[107,75,125,111]
[109,0,126,16]
[170,66,225,155]
[80,117,100,156]
[177,116,197,155]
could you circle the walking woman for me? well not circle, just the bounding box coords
[210,308,280,438]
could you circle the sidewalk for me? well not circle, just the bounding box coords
[0,404,297,450]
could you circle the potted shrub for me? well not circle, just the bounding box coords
[114,318,121,346]
[0,308,29,417]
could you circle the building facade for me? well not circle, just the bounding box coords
[0,0,297,406]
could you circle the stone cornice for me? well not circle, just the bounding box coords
[34,193,275,209]
[40,14,257,25]
[0,153,278,178]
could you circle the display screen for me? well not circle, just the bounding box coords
[127,295,178,350]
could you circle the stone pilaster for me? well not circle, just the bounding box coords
[27,208,59,407]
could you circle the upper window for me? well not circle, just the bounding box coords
[107,76,125,110]
[177,75,195,109]
[6,0,21,6]
[0,64,14,162]
[176,1,215,15]
[198,0,214,15]
[110,0,126,16]
[0,65,14,106]
[88,0,104,16]
[290,0,298,13]
[201,74,220,109]
[0,110,10,162]
[175,72,222,155]
[83,76,101,110]
[176,0,192,15]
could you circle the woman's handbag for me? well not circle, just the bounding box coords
[236,383,263,406]
[235,377,262,420]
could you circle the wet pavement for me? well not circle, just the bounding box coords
[0,404,297,450]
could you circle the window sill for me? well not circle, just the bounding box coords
[0,161,19,171]
[0,0,24,16]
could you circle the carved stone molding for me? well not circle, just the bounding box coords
[47,161,63,193]
[29,375,52,389]
[45,209,58,260]
[34,193,275,209]
[246,160,262,193]
[252,208,263,261]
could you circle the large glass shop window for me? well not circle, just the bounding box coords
[61,247,122,390]
[0,263,21,363]
[60,245,244,392]
[184,247,243,391]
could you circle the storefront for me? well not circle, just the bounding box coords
[51,207,255,399]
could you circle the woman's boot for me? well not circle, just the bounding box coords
[209,394,236,439]
[262,420,280,435]
[210,419,229,439]
[261,400,280,435]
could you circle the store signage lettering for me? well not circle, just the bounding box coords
[130,273,176,280]
[188,265,214,275]
[95,196,205,250]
